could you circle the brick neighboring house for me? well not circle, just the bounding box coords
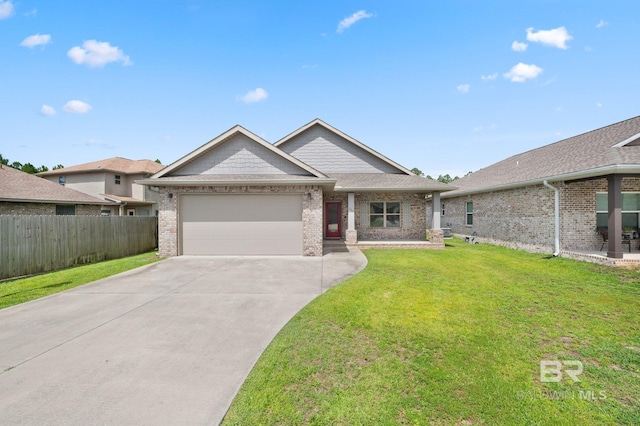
[138,119,454,257]
[0,164,106,215]
[38,157,164,216]
[438,115,640,261]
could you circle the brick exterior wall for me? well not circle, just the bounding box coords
[439,177,640,253]
[561,177,640,250]
[0,202,100,216]
[76,204,102,216]
[354,193,427,240]
[157,185,323,257]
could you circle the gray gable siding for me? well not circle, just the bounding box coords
[173,134,311,176]
[280,125,402,174]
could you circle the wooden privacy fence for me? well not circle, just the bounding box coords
[0,215,158,280]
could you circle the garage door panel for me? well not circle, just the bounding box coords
[183,208,300,223]
[184,238,302,256]
[181,195,302,222]
[182,222,302,241]
[180,194,304,255]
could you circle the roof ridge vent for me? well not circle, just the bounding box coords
[612,132,640,147]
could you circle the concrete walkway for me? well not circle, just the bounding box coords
[0,249,367,425]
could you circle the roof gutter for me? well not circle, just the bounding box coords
[333,186,457,193]
[135,178,337,186]
[442,164,640,199]
[0,197,107,205]
[543,180,560,257]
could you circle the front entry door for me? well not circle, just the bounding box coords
[325,202,342,239]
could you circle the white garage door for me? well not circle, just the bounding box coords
[180,194,303,255]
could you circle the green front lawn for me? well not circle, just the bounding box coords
[0,252,161,310]
[223,239,640,425]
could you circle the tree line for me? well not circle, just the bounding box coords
[0,154,63,174]
[411,167,472,183]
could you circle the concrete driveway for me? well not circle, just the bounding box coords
[0,249,367,425]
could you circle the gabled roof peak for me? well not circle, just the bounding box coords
[151,124,327,179]
[274,118,414,175]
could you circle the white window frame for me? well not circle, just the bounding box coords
[58,176,66,186]
[115,175,121,185]
[369,201,401,228]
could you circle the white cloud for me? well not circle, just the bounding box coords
[40,105,56,116]
[456,84,470,94]
[302,64,318,69]
[337,10,373,33]
[67,40,131,67]
[20,33,52,48]
[526,27,573,49]
[511,41,528,52]
[481,73,498,81]
[504,63,543,82]
[86,139,114,149]
[472,124,497,133]
[597,102,603,108]
[541,77,556,86]
[63,100,92,114]
[596,20,608,29]
[240,88,268,104]
[0,0,14,19]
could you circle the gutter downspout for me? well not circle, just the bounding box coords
[543,180,560,256]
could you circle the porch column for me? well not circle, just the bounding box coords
[346,192,357,244]
[432,191,441,229]
[607,174,623,259]
[428,191,444,246]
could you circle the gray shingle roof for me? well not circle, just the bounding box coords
[444,115,640,197]
[0,165,107,204]
[330,173,455,192]
[38,157,164,176]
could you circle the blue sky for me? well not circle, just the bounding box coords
[1,1,639,177]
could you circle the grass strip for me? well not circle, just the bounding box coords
[0,252,161,310]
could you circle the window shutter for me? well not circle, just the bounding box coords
[402,201,411,227]
[360,201,369,228]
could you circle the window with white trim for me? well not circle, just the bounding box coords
[115,175,121,185]
[369,201,400,228]
[466,201,473,226]
[58,176,66,186]
[596,192,640,229]
[441,203,445,216]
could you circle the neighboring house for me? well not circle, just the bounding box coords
[38,157,164,216]
[138,119,453,257]
[0,164,106,215]
[439,115,640,261]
